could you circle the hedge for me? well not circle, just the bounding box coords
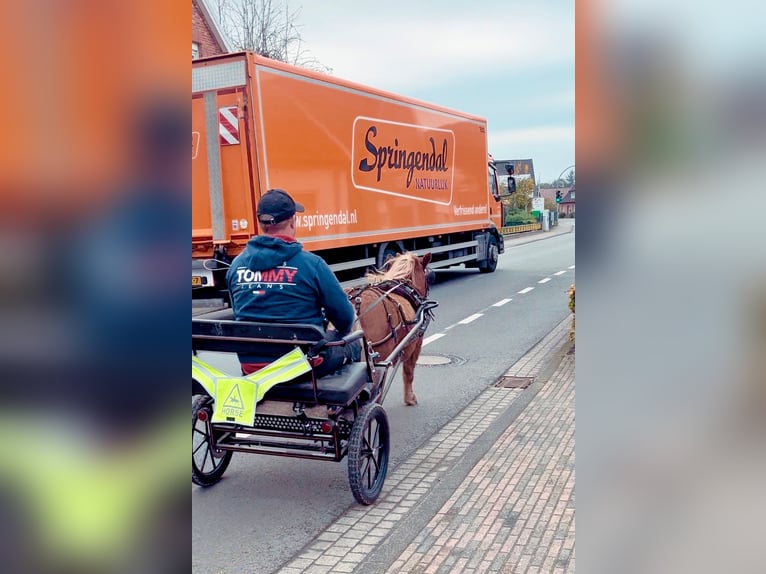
[504,209,538,226]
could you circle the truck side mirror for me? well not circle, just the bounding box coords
[507,176,516,193]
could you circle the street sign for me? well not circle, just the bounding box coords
[532,197,544,212]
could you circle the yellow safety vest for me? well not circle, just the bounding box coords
[192,347,312,426]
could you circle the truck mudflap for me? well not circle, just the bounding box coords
[476,229,504,258]
[473,229,502,273]
[494,229,505,254]
[476,232,489,261]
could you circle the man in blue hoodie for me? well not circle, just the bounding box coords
[226,189,359,377]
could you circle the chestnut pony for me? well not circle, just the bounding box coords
[346,252,433,405]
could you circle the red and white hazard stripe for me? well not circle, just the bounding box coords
[219,106,240,145]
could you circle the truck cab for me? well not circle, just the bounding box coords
[487,154,503,229]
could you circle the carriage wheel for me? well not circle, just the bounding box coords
[348,403,390,505]
[192,395,233,486]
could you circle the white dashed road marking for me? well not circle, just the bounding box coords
[419,263,574,348]
[422,333,446,347]
[568,265,575,269]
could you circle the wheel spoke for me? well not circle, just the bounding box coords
[369,449,380,474]
[362,420,379,455]
[365,416,382,487]
[370,422,379,451]
[205,443,218,472]
[366,457,373,488]
[200,441,210,472]
[193,415,212,462]
[193,436,208,457]
[360,456,371,482]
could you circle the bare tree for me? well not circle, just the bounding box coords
[211,0,331,73]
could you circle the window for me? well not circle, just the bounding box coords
[192,42,201,60]
[488,165,499,198]
[570,192,575,200]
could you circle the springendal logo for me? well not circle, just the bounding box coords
[352,117,455,205]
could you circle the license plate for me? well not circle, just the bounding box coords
[192,276,203,286]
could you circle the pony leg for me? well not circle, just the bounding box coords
[402,351,418,406]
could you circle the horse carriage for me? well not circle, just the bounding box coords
[192,253,436,504]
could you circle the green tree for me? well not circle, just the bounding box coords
[564,169,575,187]
[500,178,537,224]
[503,177,533,211]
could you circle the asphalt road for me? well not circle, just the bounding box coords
[192,223,575,573]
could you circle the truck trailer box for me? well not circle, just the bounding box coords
[193,52,503,291]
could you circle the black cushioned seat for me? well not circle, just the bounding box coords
[263,362,370,405]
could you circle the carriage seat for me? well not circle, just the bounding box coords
[262,361,369,405]
[192,310,371,405]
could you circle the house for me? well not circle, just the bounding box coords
[537,188,559,202]
[559,187,576,216]
[535,186,574,213]
[192,0,229,60]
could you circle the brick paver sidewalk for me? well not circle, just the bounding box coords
[279,317,574,574]
[388,354,575,573]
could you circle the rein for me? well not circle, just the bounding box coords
[348,281,404,322]
[347,279,429,352]
[348,280,425,323]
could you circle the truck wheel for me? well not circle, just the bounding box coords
[348,403,390,505]
[479,235,499,273]
[192,395,233,486]
[377,242,402,270]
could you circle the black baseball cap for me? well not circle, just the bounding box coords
[256,189,305,225]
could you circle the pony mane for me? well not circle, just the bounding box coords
[366,252,418,284]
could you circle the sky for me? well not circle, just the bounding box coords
[294,0,574,184]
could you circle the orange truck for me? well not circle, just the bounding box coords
[193,51,505,297]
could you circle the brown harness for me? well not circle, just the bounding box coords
[347,280,427,352]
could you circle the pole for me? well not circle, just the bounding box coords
[555,164,575,188]
[554,164,574,218]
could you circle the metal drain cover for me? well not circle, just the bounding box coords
[417,354,466,367]
[494,376,534,389]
